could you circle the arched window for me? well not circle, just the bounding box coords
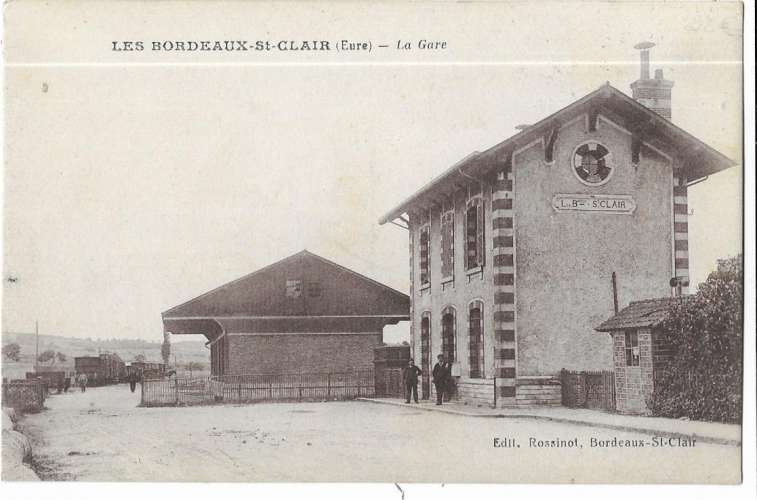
[441,307,456,363]
[420,312,432,399]
[468,301,484,378]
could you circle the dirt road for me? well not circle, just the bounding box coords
[20,385,740,482]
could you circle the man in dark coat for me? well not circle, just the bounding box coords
[402,359,422,403]
[432,354,450,405]
[128,370,139,393]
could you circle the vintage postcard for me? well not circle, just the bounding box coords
[0,0,748,489]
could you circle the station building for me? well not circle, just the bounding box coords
[379,44,735,408]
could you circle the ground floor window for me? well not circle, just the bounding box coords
[420,313,431,398]
[468,301,484,378]
[441,307,456,363]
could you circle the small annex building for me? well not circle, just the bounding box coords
[595,297,681,414]
[162,250,410,376]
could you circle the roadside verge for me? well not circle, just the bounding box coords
[357,397,741,447]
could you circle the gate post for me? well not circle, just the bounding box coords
[327,373,331,399]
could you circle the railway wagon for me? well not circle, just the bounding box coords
[74,353,126,386]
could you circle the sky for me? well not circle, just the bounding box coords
[1,1,744,342]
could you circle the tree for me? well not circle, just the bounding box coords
[650,254,743,423]
[2,342,21,362]
[37,349,57,365]
[161,332,171,367]
[56,352,67,363]
[134,354,146,363]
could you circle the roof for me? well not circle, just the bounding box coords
[379,83,736,224]
[162,250,410,323]
[595,297,690,332]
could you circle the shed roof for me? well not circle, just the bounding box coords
[379,83,736,225]
[595,297,690,332]
[162,250,410,334]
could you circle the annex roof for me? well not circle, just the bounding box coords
[595,297,690,332]
[379,83,736,225]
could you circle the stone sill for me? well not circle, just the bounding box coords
[517,376,561,386]
[457,378,494,386]
[465,265,483,277]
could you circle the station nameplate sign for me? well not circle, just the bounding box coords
[552,194,636,214]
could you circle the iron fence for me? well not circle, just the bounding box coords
[140,369,375,407]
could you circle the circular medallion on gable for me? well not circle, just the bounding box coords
[571,141,614,186]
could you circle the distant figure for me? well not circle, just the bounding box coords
[432,354,450,406]
[63,374,71,393]
[128,371,139,393]
[76,373,88,393]
[56,376,64,394]
[402,359,422,404]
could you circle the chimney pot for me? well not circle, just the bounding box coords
[630,42,674,121]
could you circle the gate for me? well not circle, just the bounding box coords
[561,369,616,411]
[584,371,616,410]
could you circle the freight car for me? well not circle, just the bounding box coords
[74,353,126,386]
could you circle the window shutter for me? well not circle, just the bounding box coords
[476,200,485,267]
[419,226,430,285]
[441,212,454,279]
[463,207,470,270]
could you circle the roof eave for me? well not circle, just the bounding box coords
[379,83,737,225]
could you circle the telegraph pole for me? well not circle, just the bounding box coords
[34,321,40,372]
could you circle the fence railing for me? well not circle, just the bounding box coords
[140,369,375,407]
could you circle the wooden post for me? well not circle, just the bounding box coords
[611,272,619,314]
[327,373,331,399]
[174,377,179,405]
[493,375,497,407]
[237,381,242,402]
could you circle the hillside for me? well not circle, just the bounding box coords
[1,332,208,380]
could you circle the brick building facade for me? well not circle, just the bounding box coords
[379,45,734,408]
[162,251,409,376]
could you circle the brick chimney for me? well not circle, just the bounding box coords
[630,42,674,120]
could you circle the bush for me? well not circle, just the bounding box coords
[648,255,742,423]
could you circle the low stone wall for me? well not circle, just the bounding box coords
[1,408,40,481]
[455,378,495,407]
[516,377,562,407]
